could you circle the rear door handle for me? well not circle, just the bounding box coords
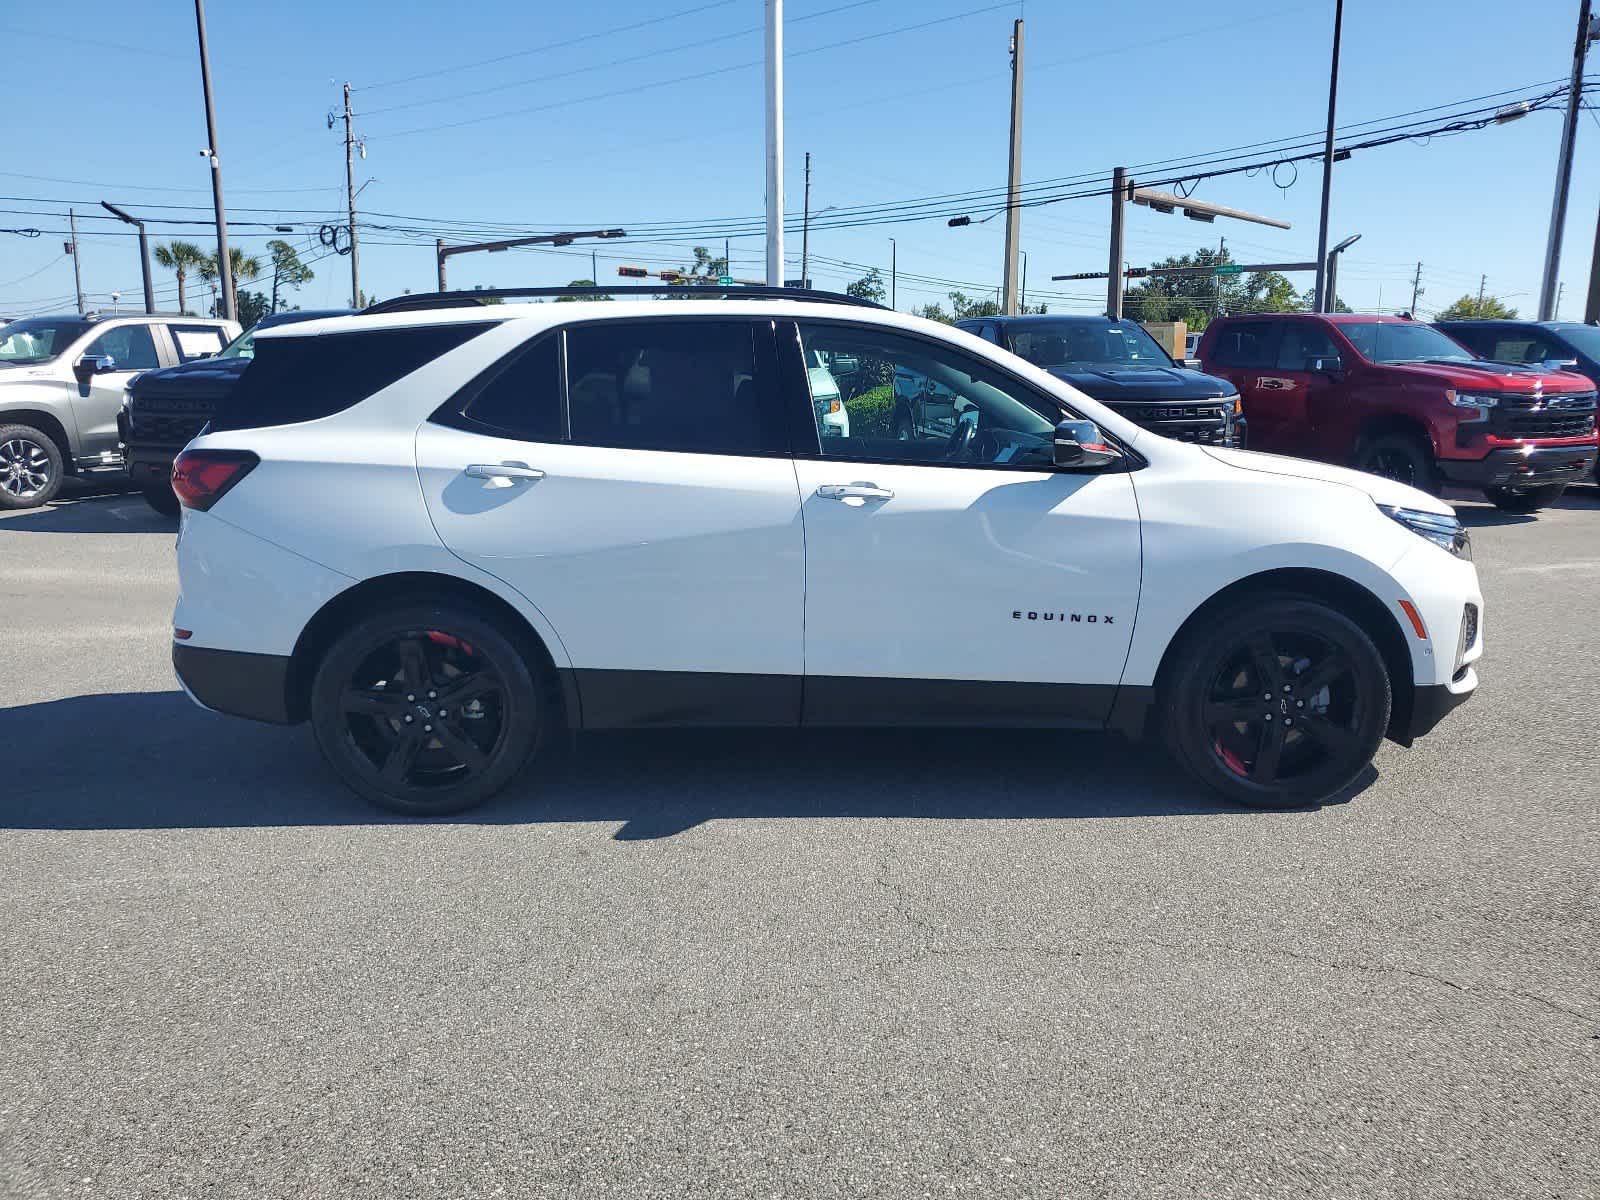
[816,482,894,502]
[465,461,545,487]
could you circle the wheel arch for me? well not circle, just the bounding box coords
[1145,566,1416,743]
[285,571,579,729]
[0,409,76,473]
[1352,413,1438,463]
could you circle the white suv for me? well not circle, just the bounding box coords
[169,288,1482,815]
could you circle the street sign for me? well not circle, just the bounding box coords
[717,275,734,286]
[1213,265,1244,276]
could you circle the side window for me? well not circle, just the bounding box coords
[1209,323,1276,369]
[451,335,561,442]
[1275,324,1340,371]
[168,324,227,363]
[978,323,1001,344]
[1487,333,1554,365]
[797,322,1064,469]
[564,320,780,454]
[83,324,160,371]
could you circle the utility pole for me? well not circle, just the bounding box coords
[889,237,896,309]
[1556,280,1566,318]
[1540,0,1597,320]
[1107,167,1129,319]
[1478,274,1487,310]
[343,81,361,308]
[1001,18,1025,315]
[764,0,784,286]
[1410,261,1424,314]
[436,238,447,291]
[101,202,154,314]
[801,151,811,288]
[724,237,731,277]
[1020,249,1028,311]
[591,249,598,286]
[67,209,85,314]
[1311,0,1344,312]
[1214,235,1226,318]
[193,0,234,321]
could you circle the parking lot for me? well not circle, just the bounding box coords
[2,480,1597,1199]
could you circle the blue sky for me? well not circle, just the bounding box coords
[3,0,1597,320]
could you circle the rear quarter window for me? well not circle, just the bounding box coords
[1207,324,1276,369]
[211,323,495,432]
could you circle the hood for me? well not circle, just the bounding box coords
[1201,446,1452,515]
[1043,364,1236,403]
[135,356,251,386]
[1381,358,1594,394]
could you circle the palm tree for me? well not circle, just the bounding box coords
[153,240,207,315]
[198,247,264,319]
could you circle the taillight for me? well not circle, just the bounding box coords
[171,449,258,512]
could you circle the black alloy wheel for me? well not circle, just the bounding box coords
[1164,596,1391,809]
[1357,434,1438,496]
[310,603,545,815]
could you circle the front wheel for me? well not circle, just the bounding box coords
[1484,484,1565,513]
[1162,595,1392,809]
[141,482,181,516]
[0,424,65,510]
[310,602,549,815]
[1356,434,1438,495]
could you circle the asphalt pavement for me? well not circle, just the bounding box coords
[1,480,1596,1199]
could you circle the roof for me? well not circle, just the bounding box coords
[962,314,1123,326]
[1215,312,1418,324]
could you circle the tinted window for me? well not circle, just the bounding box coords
[1009,319,1170,368]
[168,324,227,363]
[1276,323,1341,371]
[978,324,1000,344]
[452,334,561,442]
[1340,321,1474,364]
[1547,324,1600,362]
[1208,323,1276,369]
[564,320,778,454]
[1481,331,1557,365]
[213,322,494,432]
[798,322,1065,469]
[0,317,91,364]
[83,324,159,371]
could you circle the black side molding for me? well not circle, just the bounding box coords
[172,643,296,725]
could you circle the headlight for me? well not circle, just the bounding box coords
[1221,392,1242,416]
[1448,390,1498,421]
[1379,503,1471,559]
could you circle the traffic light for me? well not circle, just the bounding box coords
[616,265,648,278]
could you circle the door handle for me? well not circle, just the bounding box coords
[465,462,545,487]
[816,482,893,502]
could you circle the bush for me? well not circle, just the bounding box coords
[844,384,895,437]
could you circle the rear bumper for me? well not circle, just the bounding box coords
[1437,444,1596,487]
[172,642,296,725]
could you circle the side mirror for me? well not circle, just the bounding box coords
[73,353,116,383]
[1053,419,1121,470]
[1310,355,1344,377]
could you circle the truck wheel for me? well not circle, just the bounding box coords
[894,409,914,441]
[0,424,65,510]
[1356,434,1438,495]
[141,483,181,517]
[309,601,551,816]
[1162,594,1392,809]
[1484,484,1565,513]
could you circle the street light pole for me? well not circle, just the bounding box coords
[1325,232,1362,314]
[1311,0,1345,313]
[101,202,154,314]
[764,0,784,286]
[1540,0,1596,320]
[1001,18,1024,315]
[888,238,896,309]
[193,0,234,321]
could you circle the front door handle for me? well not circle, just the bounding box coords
[816,482,894,502]
[465,461,545,487]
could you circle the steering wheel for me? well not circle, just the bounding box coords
[943,410,978,461]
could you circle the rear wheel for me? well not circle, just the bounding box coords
[1163,595,1392,809]
[1356,434,1438,495]
[1484,483,1565,513]
[310,602,549,815]
[141,482,180,516]
[0,424,64,510]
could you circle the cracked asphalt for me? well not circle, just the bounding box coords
[1,481,1597,1199]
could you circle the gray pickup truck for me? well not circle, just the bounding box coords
[0,311,239,509]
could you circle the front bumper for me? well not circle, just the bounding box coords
[1437,443,1596,487]
[124,444,178,487]
[173,642,296,725]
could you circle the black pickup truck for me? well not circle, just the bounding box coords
[119,309,351,514]
[954,314,1244,447]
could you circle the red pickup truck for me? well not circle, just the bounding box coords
[1198,313,1598,511]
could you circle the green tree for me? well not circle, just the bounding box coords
[266,239,314,314]
[947,290,1001,319]
[1125,245,1242,329]
[914,302,953,324]
[1239,271,1303,314]
[235,290,271,328]
[557,278,612,302]
[200,247,265,321]
[846,269,887,305]
[1296,286,1351,314]
[1437,293,1519,320]
[153,240,207,315]
[669,246,729,288]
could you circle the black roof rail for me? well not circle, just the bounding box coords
[362,284,883,316]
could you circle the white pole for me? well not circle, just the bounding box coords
[765,0,784,286]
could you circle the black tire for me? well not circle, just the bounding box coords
[1161,595,1392,809]
[1484,484,1565,513]
[894,410,914,441]
[309,601,550,816]
[1356,434,1438,495]
[141,482,181,517]
[0,423,65,510]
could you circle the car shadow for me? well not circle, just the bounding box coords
[0,491,175,534]
[0,691,1330,837]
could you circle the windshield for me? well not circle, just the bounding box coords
[217,329,257,360]
[1008,320,1173,370]
[1340,321,1476,364]
[0,317,92,366]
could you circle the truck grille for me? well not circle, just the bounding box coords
[1491,390,1596,441]
[127,410,210,445]
[1104,402,1233,445]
